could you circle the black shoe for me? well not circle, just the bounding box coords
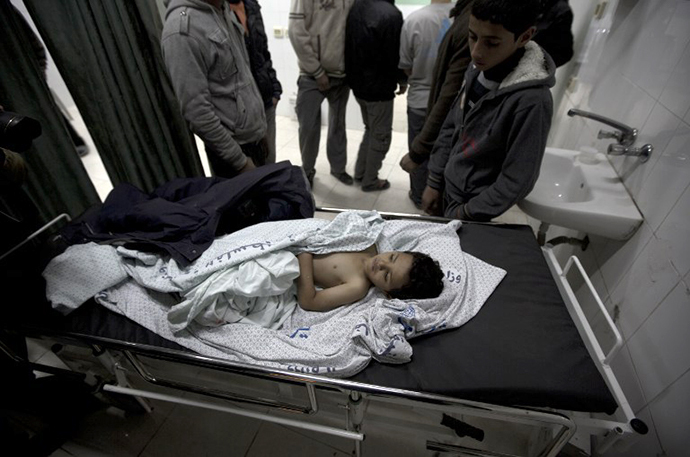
[305,169,315,188]
[362,179,390,192]
[408,190,423,210]
[330,171,354,185]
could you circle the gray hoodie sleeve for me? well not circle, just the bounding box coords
[162,33,247,171]
[288,0,323,78]
[462,99,551,221]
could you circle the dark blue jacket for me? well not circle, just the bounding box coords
[345,0,406,102]
[245,0,282,108]
[60,162,314,266]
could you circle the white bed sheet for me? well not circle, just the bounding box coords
[45,211,506,377]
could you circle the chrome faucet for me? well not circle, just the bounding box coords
[567,108,637,146]
[608,143,653,163]
[567,108,652,163]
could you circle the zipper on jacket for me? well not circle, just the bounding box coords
[458,80,468,127]
[485,98,507,136]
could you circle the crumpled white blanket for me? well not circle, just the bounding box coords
[44,211,506,378]
[169,251,300,331]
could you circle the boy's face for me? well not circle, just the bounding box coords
[365,252,413,293]
[468,15,535,72]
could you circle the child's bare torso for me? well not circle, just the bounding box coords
[311,245,377,288]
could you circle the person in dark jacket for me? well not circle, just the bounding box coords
[399,1,472,200]
[400,0,572,201]
[231,0,283,164]
[11,6,90,157]
[422,0,556,221]
[345,0,406,192]
[534,0,574,67]
[162,0,267,178]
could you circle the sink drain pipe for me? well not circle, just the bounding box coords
[537,222,590,251]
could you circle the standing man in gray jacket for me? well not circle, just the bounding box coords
[162,0,267,178]
[289,0,355,188]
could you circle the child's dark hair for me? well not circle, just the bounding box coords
[471,0,542,37]
[389,252,444,300]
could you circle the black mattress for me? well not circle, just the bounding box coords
[18,222,617,415]
[353,223,617,414]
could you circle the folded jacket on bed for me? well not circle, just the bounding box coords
[44,211,506,377]
[57,161,314,266]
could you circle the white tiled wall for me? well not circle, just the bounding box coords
[548,1,690,455]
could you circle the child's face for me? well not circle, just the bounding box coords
[468,15,534,72]
[365,252,414,293]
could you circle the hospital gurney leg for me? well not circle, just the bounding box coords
[92,346,152,413]
[347,391,365,457]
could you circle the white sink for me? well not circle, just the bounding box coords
[518,147,642,240]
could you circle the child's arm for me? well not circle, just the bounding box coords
[296,253,369,312]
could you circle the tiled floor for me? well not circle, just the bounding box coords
[33,108,532,457]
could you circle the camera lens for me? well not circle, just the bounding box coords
[0,111,42,152]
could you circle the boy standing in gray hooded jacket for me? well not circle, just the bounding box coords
[423,0,555,221]
[162,0,267,178]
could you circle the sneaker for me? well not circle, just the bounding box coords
[330,171,354,185]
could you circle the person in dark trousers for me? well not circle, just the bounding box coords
[422,0,556,221]
[162,0,268,179]
[0,106,100,456]
[229,0,282,164]
[345,0,406,192]
[399,0,472,202]
[400,0,572,203]
[398,0,455,207]
[288,0,355,188]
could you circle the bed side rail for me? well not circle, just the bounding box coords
[0,213,71,262]
[542,247,648,453]
[562,255,623,365]
[102,384,364,442]
[121,349,320,415]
